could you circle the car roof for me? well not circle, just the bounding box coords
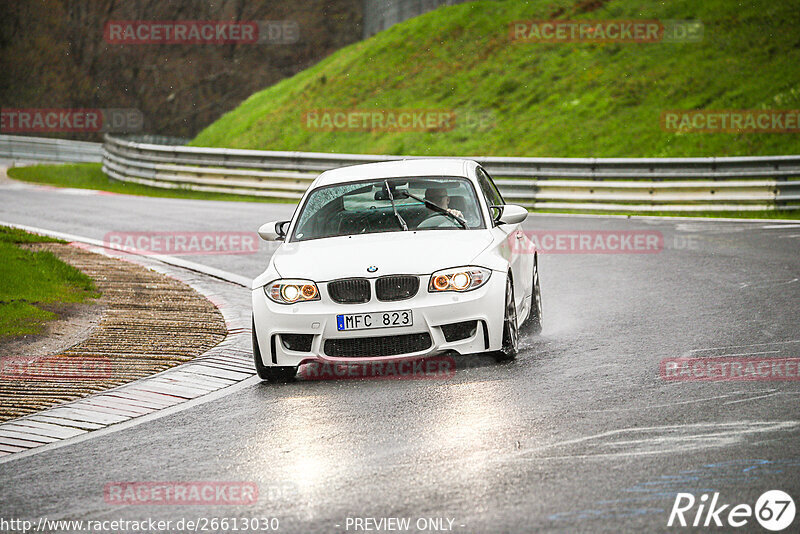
[312,158,479,188]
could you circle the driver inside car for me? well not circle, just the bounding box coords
[424,187,464,219]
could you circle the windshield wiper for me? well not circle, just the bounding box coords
[384,180,408,231]
[399,191,467,229]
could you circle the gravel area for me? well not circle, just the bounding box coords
[0,243,227,422]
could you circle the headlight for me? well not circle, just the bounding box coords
[265,279,320,304]
[428,267,491,292]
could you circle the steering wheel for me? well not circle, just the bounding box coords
[417,212,461,229]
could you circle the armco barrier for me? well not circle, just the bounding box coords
[3,134,799,211]
[101,135,800,212]
[0,134,102,164]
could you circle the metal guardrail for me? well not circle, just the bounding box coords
[0,134,102,164]
[2,134,798,211]
[101,135,800,212]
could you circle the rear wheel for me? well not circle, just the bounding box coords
[252,318,297,382]
[520,254,542,336]
[491,275,519,362]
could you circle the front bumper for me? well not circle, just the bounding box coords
[252,272,507,368]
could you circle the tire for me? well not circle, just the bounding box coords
[252,317,297,382]
[519,253,543,336]
[491,274,519,362]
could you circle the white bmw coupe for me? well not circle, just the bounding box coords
[252,159,542,381]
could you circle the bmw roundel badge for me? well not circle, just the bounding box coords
[367,265,378,273]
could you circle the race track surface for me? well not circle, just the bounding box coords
[1,178,799,532]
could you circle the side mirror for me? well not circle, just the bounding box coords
[492,204,528,225]
[258,220,290,241]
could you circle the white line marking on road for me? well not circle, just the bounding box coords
[508,421,800,462]
[739,278,798,289]
[577,392,751,413]
[705,350,782,357]
[688,340,800,354]
[722,392,782,405]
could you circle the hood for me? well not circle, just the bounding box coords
[272,230,494,281]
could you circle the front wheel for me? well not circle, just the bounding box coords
[491,274,519,362]
[252,318,297,382]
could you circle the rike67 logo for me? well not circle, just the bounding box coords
[668,490,796,531]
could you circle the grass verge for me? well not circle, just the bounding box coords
[6,163,295,203]
[0,226,100,338]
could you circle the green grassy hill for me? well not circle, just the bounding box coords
[192,0,800,157]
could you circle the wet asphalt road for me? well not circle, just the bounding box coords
[1,177,799,532]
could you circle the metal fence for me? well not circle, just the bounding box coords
[2,134,798,212]
[101,134,800,212]
[0,134,102,164]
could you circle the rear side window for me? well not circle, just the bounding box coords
[476,167,504,208]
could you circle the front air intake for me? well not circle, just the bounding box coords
[440,320,478,342]
[280,333,313,352]
[324,333,432,357]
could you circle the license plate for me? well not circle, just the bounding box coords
[336,310,413,331]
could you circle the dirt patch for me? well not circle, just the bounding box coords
[0,299,106,360]
[549,0,610,18]
[0,243,227,423]
[574,0,610,14]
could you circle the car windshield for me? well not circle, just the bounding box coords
[291,176,485,242]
